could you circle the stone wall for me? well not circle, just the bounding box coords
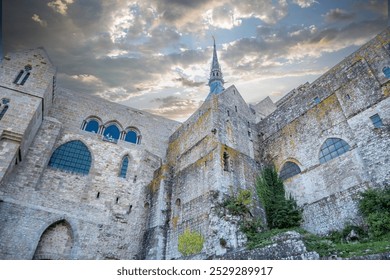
[255,28,390,234]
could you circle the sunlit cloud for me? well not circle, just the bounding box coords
[31,14,47,27]
[292,0,318,8]
[47,0,74,15]
[4,0,388,121]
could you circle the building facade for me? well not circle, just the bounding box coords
[0,28,389,260]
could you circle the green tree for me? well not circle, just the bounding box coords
[359,187,390,238]
[255,166,302,229]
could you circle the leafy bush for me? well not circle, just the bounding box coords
[178,228,204,257]
[255,166,302,229]
[359,187,390,238]
[223,189,252,216]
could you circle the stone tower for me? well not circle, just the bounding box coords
[0,48,56,183]
[142,41,265,260]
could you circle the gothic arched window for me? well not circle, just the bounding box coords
[279,161,301,180]
[83,119,99,133]
[48,140,92,174]
[0,99,10,121]
[119,156,129,178]
[103,124,120,142]
[319,138,350,164]
[124,130,137,144]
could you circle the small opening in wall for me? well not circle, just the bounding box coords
[314,97,320,104]
[116,197,119,204]
[144,202,150,208]
[235,106,237,112]
[127,205,133,214]
[247,121,250,127]
[175,198,181,207]
[96,192,100,199]
[13,70,24,84]
[276,123,280,130]
[223,152,230,172]
[346,94,351,100]
[133,175,137,183]
[248,131,251,137]
[233,90,236,94]
[227,110,230,117]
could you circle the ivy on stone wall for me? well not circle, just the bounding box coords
[255,166,302,229]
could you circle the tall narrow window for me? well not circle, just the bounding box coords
[319,138,350,164]
[370,114,383,128]
[20,73,31,85]
[14,65,32,85]
[13,70,24,84]
[223,152,230,172]
[119,156,129,178]
[48,140,92,175]
[0,105,9,120]
[383,66,390,78]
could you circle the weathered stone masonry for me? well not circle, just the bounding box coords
[0,28,389,259]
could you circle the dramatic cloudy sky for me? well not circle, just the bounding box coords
[3,0,388,121]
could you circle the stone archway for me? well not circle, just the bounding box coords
[33,220,73,260]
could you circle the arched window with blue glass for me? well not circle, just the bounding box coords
[103,122,121,143]
[319,138,351,164]
[48,140,92,175]
[119,156,129,178]
[82,117,101,134]
[124,127,141,144]
[279,161,301,181]
[382,66,390,78]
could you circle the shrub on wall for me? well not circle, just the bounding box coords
[178,228,204,257]
[222,189,252,216]
[359,186,390,238]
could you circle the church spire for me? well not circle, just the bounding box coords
[207,36,225,97]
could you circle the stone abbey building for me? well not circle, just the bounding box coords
[0,28,389,260]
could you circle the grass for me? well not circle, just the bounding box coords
[246,228,390,259]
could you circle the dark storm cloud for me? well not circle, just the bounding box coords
[146,95,202,119]
[174,77,204,88]
[324,9,355,22]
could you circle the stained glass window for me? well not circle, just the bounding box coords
[319,138,350,164]
[48,140,91,175]
[119,156,129,178]
[279,162,301,180]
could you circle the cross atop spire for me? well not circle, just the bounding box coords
[207,36,225,98]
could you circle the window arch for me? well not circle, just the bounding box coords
[48,140,92,174]
[279,161,301,180]
[119,156,129,178]
[82,118,100,133]
[33,220,73,260]
[383,66,390,78]
[124,127,141,144]
[103,123,121,142]
[319,138,350,164]
[0,99,10,121]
